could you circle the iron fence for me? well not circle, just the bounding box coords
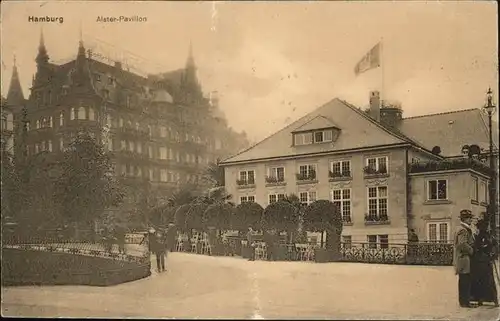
[2,233,150,264]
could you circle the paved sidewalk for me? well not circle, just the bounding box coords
[2,253,499,320]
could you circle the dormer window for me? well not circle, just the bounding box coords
[95,74,101,82]
[294,128,337,146]
[108,77,115,85]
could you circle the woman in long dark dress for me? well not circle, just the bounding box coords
[470,218,499,306]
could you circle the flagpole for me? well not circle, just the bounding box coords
[381,37,385,103]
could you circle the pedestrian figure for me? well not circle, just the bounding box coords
[264,229,276,261]
[470,216,499,307]
[453,209,477,308]
[407,229,419,260]
[151,231,167,272]
[102,227,113,254]
[115,225,126,254]
[247,227,256,261]
[166,223,177,253]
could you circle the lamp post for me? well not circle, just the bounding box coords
[483,88,497,238]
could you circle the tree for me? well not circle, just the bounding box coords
[204,158,225,187]
[262,201,300,237]
[303,200,342,257]
[203,202,235,255]
[55,132,124,238]
[167,183,198,207]
[234,202,263,232]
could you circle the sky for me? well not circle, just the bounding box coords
[1,1,498,143]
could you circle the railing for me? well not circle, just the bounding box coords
[341,242,453,265]
[2,233,150,264]
[409,158,492,176]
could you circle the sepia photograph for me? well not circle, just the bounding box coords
[1,0,499,319]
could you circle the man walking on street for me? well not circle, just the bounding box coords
[247,227,256,261]
[454,209,477,308]
[152,231,167,273]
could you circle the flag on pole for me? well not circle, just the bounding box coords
[354,42,381,76]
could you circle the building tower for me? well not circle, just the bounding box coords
[180,42,203,103]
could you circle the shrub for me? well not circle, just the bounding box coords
[234,202,264,231]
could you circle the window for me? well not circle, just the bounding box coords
[240,196,256,203]
[298,164,316,180]
[427,222,449,243]
[480,181,487,203]
[71,108,77,120]
[367,186,388,220]
[128,141,135,152]
[59,112,64,126]
[148,146,153,158]
[365,156,388,174]
[331,189,351,223]
[89,108,95,121]
[471,177,479,202]
[379,235,388,249]
[121,140,126,150]
[48,116,53,127]
[149,169,154,181]
[36,120,40,129]
[159,147,167,160]
[107,138,113,151]
[268,193,286,204]
[342,236,352,248]
[267,166,285,182]
[428,179,447,201]
[160,169,168,182]
[48,140,53,152]
[238,170,255,185]
[137,143,142,154]
[95,74,101,82]
[299,191,316,206]
[294,132,313,146]
[367,235,377,249]
[160,126,167,138]
[135,122,140,131]
[168,148,174,160]
[119,118,124,127]
[330,160,351,178]
[59,137,64,151]
[78,107,86,120]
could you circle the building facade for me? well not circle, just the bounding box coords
[4,33,249,226]
[221,91,497,246]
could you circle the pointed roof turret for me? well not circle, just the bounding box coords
[36,29,49,65]
[180,42,203,102]
[7,56,25,105]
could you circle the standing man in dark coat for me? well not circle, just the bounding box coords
[453,210,477,308]
[247,227,255,261]
[151,232,167,273]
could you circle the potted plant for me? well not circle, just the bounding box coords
[303,200,343,263]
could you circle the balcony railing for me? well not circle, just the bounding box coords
[409,158,493,176]
[329,170,352,181]
[110,150,150,162]
[296,172,317,184]
[115,127,150,139]
[236,179,255,189]
[364,214,390,225]
[363,166,388,177]
[265,176,286,186]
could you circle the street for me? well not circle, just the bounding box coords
[2,252,500,320]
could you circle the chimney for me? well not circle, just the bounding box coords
[369,91,381,122]
[380,100,403,128]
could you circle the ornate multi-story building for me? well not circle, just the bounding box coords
[4,33,250,227]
